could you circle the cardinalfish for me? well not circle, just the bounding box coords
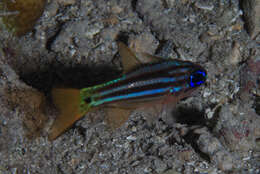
[49,42,207,140]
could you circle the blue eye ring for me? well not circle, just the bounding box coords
[189,70,207,88]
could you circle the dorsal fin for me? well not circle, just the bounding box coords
[118,42,141,73]
[118,42,166,73]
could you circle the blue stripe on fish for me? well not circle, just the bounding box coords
[93,76,188,98]
[170,86,182,93]
[90,87,174,106]
[126,61,192,79]
[88,61,192,93]
[168,68,190,74]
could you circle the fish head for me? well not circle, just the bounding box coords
[188,66,207,88]
[168,62,207,96]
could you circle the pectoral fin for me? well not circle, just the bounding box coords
[105,107,132,130]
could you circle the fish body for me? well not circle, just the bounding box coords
[49,42,207,140]
[80,60,206,112]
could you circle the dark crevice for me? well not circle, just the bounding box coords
[155,39,168,55]
[116,30,140,44]
[155,40,174,58]
[20,63,120,94]
[171,42,183,59]
[57,164,66,174]
[174,107,206,126]
[111,51,120,65]
[166,134,178,146]
[153,34,180,59]
[254,95,260,116]
[161,0,169,9]
[183,131,211,162]
[131,0,138,11]
[207,45,215,61]
[142,142,154,155]
[238,0,250,36]
[115,31,130,45]
[173,107,211,161]
[131,0,144,22]
[46,22,65,51]
[74,125,87,138]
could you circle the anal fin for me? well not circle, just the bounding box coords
[105,107,131,130]
[137,103,164,127]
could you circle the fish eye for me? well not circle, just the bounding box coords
[189,69,207,87]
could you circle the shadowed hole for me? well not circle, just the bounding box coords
[19,63,121,94]
[174,107,206,126]
[173,107,210,162]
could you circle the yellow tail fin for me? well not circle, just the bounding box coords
[48,88,85,140]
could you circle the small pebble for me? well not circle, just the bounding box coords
[195,0,214,11]
[154,159,167,173]
[228,42,241,65]
[144,167,152,173]
[57,0,76,6]
[129,32,158,56]
[215,151,234,171]
[126,135,137,141]
[205,108,214,119]
[85,23,103,39]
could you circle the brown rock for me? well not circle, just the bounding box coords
[242,0,260,38]
[196,129,235,171]
[228,42,241,65]
[129,32,158,55]
[6,88,47,139]
[0,0,46,36]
